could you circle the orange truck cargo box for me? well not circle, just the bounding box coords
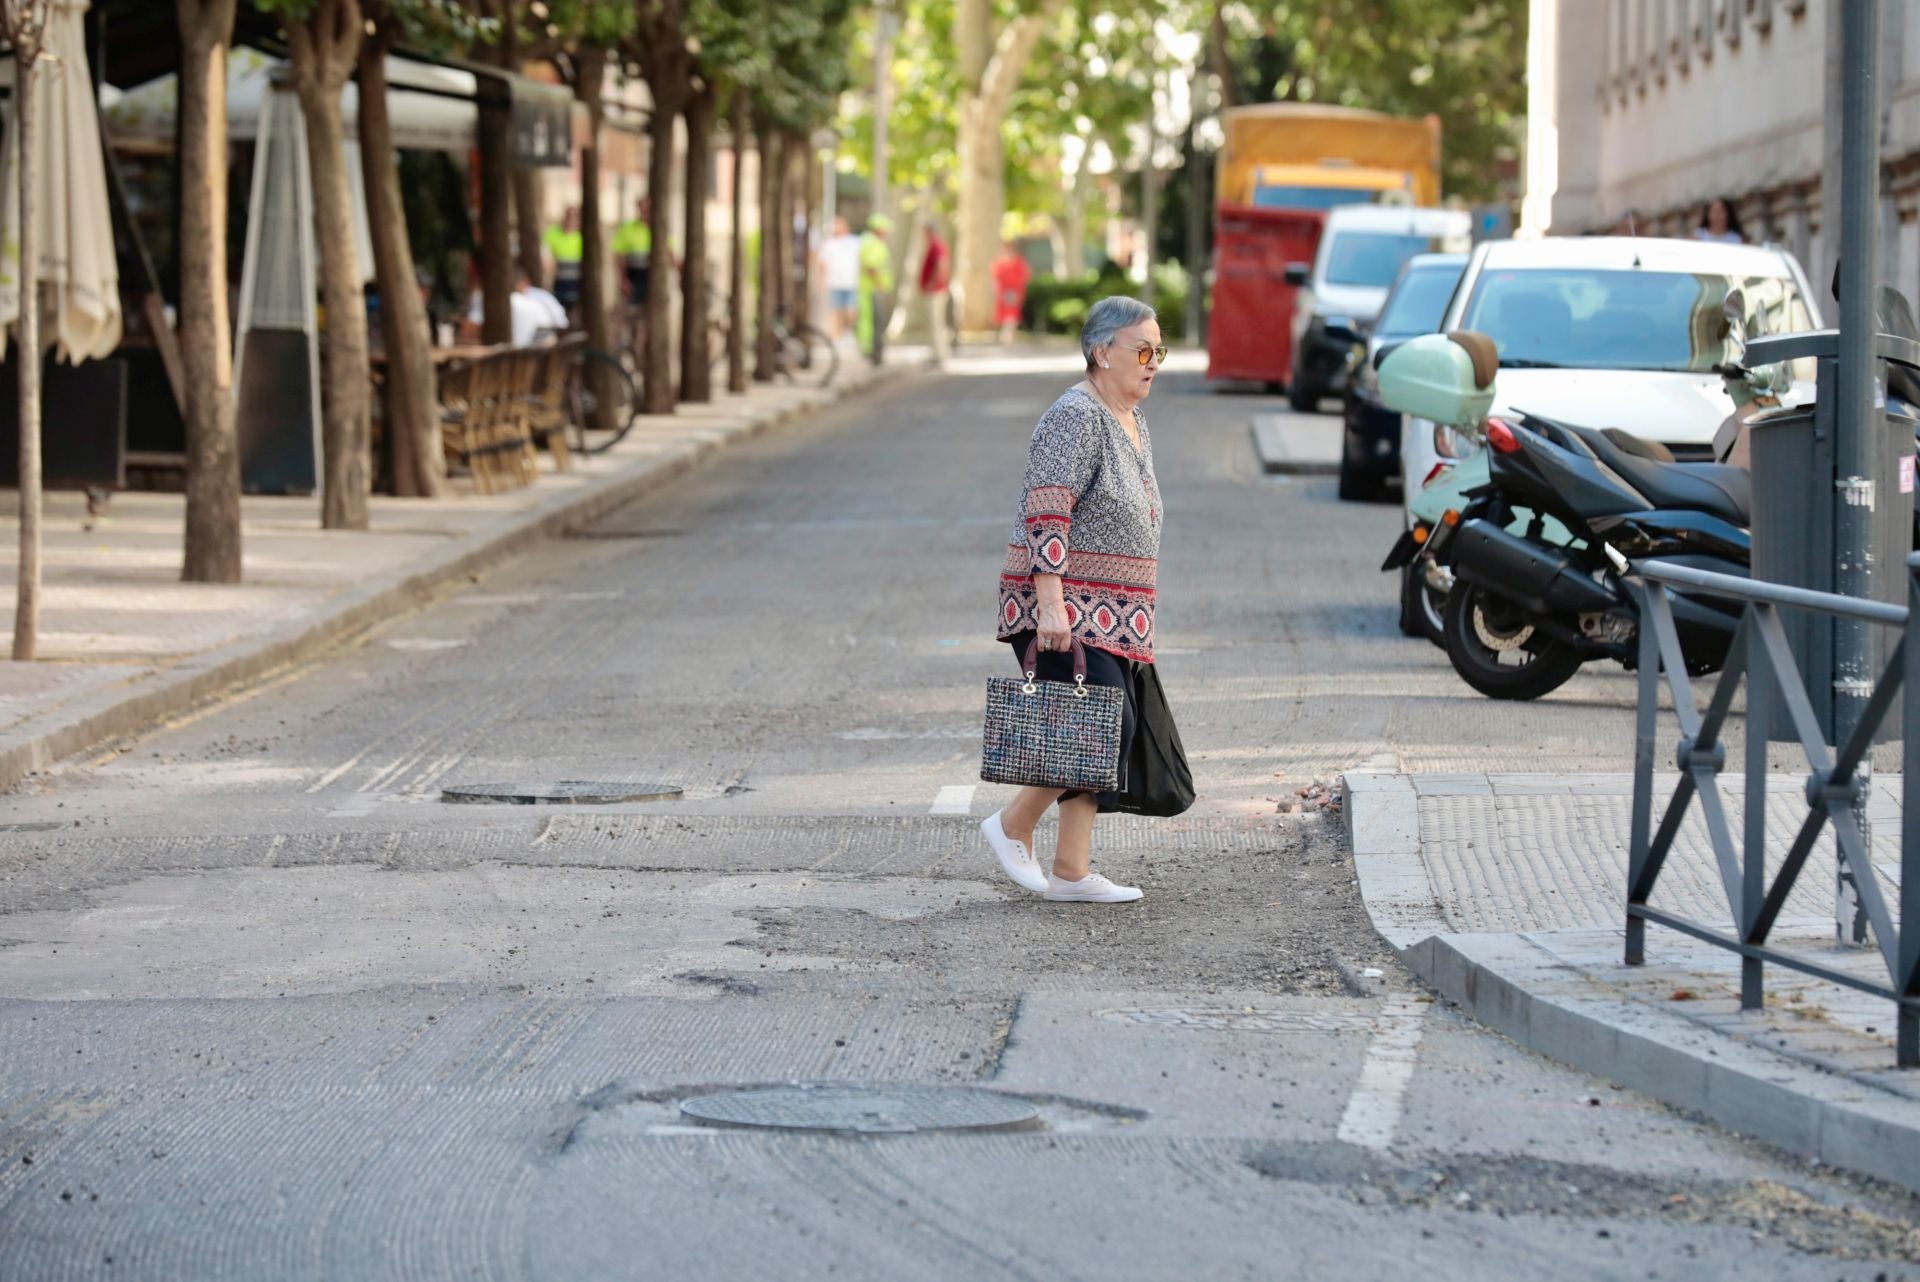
[1215,104,1443,209]
[1207,205,1324,385]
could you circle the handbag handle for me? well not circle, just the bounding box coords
[1019,635,1091,697]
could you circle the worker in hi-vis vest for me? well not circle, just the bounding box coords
[543,206,584,313]
[612,195,654,305]
[855,213,894,366]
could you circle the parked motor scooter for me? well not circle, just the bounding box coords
[1376,332,1756,700]
[1382,290,1785,649]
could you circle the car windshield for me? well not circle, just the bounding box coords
[1324,232,1447,288]
[1459,266,1815,373]
[1376,264,1463,338]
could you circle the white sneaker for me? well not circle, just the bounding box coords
[980,811,1047,893]
[1044,872,1143,903]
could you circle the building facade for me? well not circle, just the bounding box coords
[1526,0,1920,304]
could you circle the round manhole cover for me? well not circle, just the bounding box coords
[679,1085,1040,1135]
[440,781,683,805]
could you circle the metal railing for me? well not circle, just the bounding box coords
[1625,554,1920,1067]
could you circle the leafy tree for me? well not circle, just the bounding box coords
[1212,0,1527,203]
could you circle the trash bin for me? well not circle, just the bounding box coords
[1747,329,1918,741]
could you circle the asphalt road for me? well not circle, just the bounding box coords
[2,352,1916,1279]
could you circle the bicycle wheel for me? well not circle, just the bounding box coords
[780,325,839,390]
[566,346,639,455]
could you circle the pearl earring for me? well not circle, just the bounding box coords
[1099,361,1109,369]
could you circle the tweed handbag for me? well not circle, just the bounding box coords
[980,638,1124,792]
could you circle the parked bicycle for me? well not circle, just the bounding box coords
[705,287,838,390]
[564,343,639,456]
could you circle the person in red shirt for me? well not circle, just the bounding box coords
[991,241,1031,344]
[919,221,953,366]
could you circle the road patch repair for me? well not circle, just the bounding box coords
[1342,768,1920,1194]
[1249,412,1342,475]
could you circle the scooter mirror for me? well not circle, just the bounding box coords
[1721,287,1747,360]
[1376,332,1497,431]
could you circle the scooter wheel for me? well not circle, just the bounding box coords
[1441,583,1585,701]
[1399,563,1447,647]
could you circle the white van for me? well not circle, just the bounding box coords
[1287,204,1472,411]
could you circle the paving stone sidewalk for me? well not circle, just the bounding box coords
[0,355,913,792]
[1343,769,1920,1194]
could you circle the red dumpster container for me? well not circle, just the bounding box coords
[1206,205,1326,387]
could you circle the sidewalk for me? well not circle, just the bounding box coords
[1344,769,1920,1194]
[0,356,914,793]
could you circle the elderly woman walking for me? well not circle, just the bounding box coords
[980,296,1193,904]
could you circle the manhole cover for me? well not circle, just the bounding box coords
[1095,1007,1383,1033]
[440,781,683,805]
[679,1085,1040,1135]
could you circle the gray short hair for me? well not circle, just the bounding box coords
[1081,296,1157,368]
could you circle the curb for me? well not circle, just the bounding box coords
[1341,770,1920,1195]
[0,369,916,794]
[1249,413,1341,475]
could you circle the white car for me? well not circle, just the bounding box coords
[1287,204,1472,412]
[1398,235,1824,537]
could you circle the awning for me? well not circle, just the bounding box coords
[102,47,481,154]
[421,55,581,168]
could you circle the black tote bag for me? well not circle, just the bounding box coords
[1097,661,1194,817]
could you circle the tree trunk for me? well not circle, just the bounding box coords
[288,1,370,530]
[1062,154,1089,277]
[727,89,749,394]
[953,0,1055,330]
[10,46,38,659]
[512,170,543,280]
[754,123,778,380]
[575,46,612,429]
[644,71,682,414]
[500,9,543,281]
[474,0,512,345]
[795,132,815,339]
[679,82,714,403]
[772,133,790,323]
[178,0,243,582]
[358,33,440,498]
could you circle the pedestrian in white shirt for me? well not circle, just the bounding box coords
[466,270,569,347]
[818,216,862,341]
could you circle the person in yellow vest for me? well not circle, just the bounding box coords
[544,205,584,315]
[612,195,654,306]
[855,213,895,366]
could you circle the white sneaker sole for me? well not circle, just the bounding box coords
[1044,887,1144,904]
[981,812,1047,894]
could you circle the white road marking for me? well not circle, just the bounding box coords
[929,785,976,816]
[385,638,471,652]
[1336,997,1428,1151]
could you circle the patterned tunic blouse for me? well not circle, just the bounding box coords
[996,387,1164,663]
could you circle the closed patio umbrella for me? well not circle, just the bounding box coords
[0,0,120,362]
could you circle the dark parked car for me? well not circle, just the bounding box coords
[1336,252,1468,502]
